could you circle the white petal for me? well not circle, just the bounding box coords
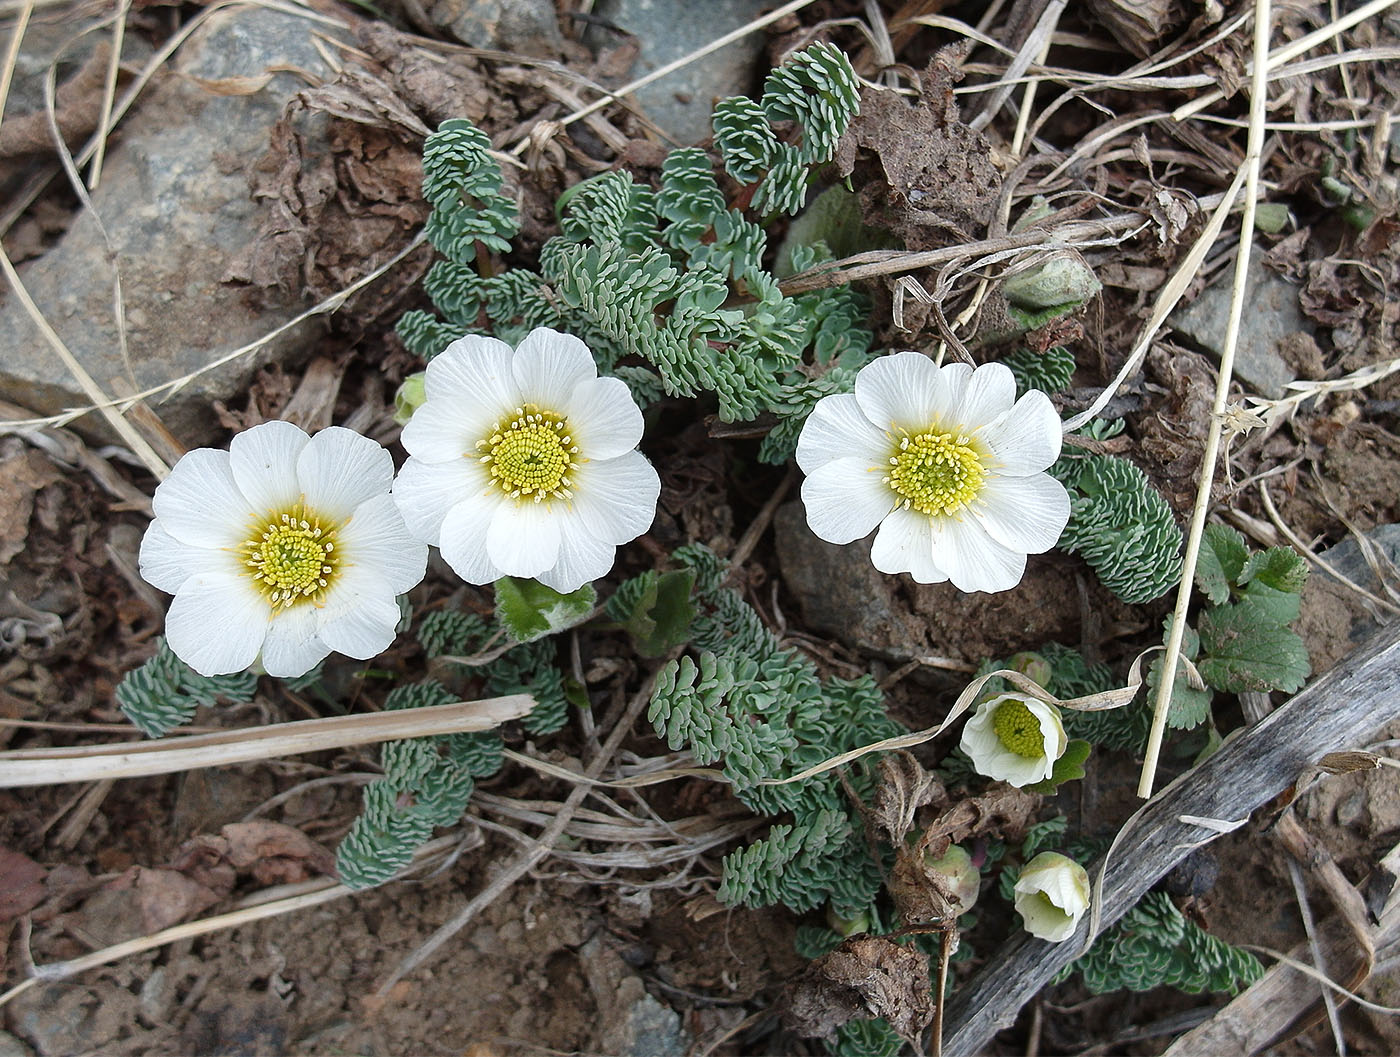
[512,328,599,411]
[140,521,214,594]
[1015,891,1077,942]
[870,506,948,584]
[392,456,490,547]
[165,571,268,676]
[486,500,562,578]
[399,398,483,465]
[978,390,1063,476]
[853,351,943,431]
[930,515,1027,594]
[972,472,1071,554]
[795,393,889,474]
[954,362,1016,429]
[338,493,428,595]
[260,605,330,678]
[422,334,521,437]
[958,701,1051,787]
[229,420,309,515]
[152,448,253,549]
[439,492,506,585]
[569,451,660,545]
[536,528,616,594]
[930,362,973,427]
[800,457,893,545]
[565,377,644,460]
[297,427,395,523]
[315,565,401,660]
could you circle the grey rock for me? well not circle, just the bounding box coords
[12,983,140,1057]
[422,0,564,55]
[619,994,689,1057]
[1300,524,1400,671]
[1169,257,1305,399]
[1316,523,1400,587]
[0,1031,35,1057]
[589,0,771,144]
[0,6,345,444]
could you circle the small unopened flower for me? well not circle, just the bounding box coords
[1014,851,1091,942]
[140,421,427,678]
[392,328,660,593]
[795,352,1070,593]
[959,692,1067,787]
[922,843,980,913]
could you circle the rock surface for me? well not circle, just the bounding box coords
[1298,523,1400,671]
[420,0,564,55]
[1169,257,1304,399]
[588,0,771,144]
[0,6,346,445]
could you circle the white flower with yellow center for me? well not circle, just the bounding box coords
[139,421,427,678]
[795,352,1070,593]
[391,328,660,593]
[959,692,1067,788]
[1014,851,1091,942]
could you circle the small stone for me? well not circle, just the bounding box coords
[0,1031,35,1057]
[421,0,563,55]
[11,983,139,1057]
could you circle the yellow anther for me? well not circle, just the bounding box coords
[239,502,341,610]
[479,403,578,504]
[884,427,987,517]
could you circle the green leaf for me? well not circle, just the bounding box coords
[1238,581,1302,626]
[617,569,697,658]
[1025,739,1091,794]
[1146,620,1214,730]
[1197,603,1311,693]
[1239,546,1309,594]
[1196,524,1249,605]
[493,577,597,644]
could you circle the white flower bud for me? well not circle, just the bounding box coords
[1014,851,1091,942]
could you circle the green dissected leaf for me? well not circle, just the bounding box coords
[494,577,597,644]
[1196,524,1249,605]
[1239,546,1309,594]
[1146,621,1214,730]
[1197,603,1310,693]
[613,569,697,658]
[1025,739,1091,794]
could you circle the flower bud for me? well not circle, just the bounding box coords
[1007,651,1053,689]
[958,692,1067,788]
[392,372,427,425]
[1014,851,1091,942]
[922,843,980,913]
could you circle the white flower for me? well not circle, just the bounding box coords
[139,421,428,678]
[795,352,1070,593]
[1014,851,1091,942]
[959,692,1067,787]
[391,328,660,593]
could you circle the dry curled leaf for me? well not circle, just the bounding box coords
[0,846,47,923]
[781,935,935,1045]
[870,751,947,845]
[917,783,1040,862]
[888,843,962,927]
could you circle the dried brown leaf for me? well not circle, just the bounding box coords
[870,751,946,845]
[916,783,1039,862]
[888,843,960,927]
[0,846,46,923]
[782,935,935,1044]
[111,866,226,933]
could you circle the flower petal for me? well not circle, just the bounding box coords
[392,455,490,547]
[405,336,521,462]
[338,493,428,595]
[151,448,253,549]
[536,528,616,594]
[140,522,219,594]
[565,377,644,460]
[315,564,401,660]
[853,351,943,431]
[972,472,1071,554]
[260,605,330,678]
[297,427,395,523]
[958,699,1052,786]
[512,328,599,411]
[486,500,562,579]
[930,362,973,426]
[165,571,268,676]
[795,393,889,474]
[978,390,1062,475]
[870,506,948,584]
[439,492,506,585]
[800,456,893,545]
[399,398,483,466]
[953,362,1016,429]
[929,515,1027,594]
[229,420,309,515]
[569,451,660,545]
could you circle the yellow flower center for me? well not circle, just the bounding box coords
[477,404,579,503]
[884,428,986,516]
[992,699,1045,759]
[240,504,340,609]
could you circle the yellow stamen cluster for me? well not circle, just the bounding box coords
[992,699,1046,759]
[241,505,339,609]
[884,428,987,517]
[477,404,579,503]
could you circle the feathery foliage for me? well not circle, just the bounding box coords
[1003,345,1077,396]
[116,638,258,737]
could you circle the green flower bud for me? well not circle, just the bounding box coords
[1007,651,1053,689]
[393,372,427,425]
[922,843,980,912]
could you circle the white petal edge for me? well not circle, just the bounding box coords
[151,448,253,549]
[800,457,894,545]
[439,492,506,585]
[978,390,1063,475]
[229,420,309,516]
[315,564,401,660]
[870,506,949,584]
[399,397,484,466]
[569,451,660,545]
[930,515,1028,594]
[297,427,395,523]
[954,362,1016,431]
[486,500,562,579]
[853,351,944,432]
[795,392,889,475]
[512,328,599,412]
[425,334,519,406]
[958,700,1053,787]
[165,571,268,676]
[338,493,428,595]
[392,455,491,547]
[971,472,1071,554]
[260,605,331,679]
[536,528,616,594]
[140,521,217,594]
[564,376,645,460]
